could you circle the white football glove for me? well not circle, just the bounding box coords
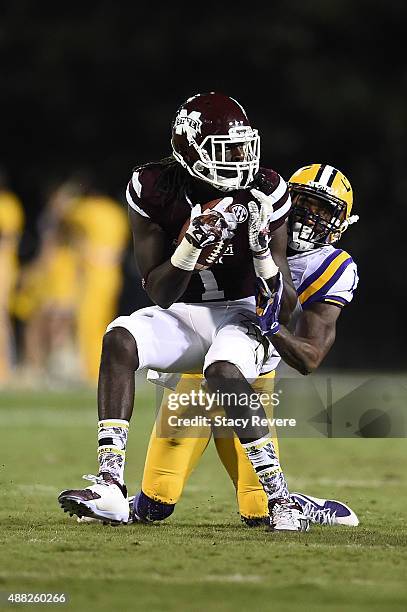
[247,188,275,254]
[247,189,279,279]
[186,197,237,248]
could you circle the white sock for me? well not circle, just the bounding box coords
[97,419,129,484]
[242,436,290,502]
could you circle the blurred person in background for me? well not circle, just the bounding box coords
[13,179,81,386]
[0,166,25,385]
[15,173,129,385]
[64,175,129,383]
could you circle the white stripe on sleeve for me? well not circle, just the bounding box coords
[270,194,291,222]
[132,171,143,197]
[126,184,150,218]
[269,175,288,205]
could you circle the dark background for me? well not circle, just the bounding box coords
[1,0,406,370]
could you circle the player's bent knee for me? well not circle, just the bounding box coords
[237,488,268,523]
[204,360,243,381]
[101,327,139,370]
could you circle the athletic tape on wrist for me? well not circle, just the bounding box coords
[170,236,201,271]
[253,252,279,279]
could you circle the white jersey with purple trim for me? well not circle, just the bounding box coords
[262,244,358,372]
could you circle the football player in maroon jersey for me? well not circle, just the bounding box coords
[58,92,308,532]
[123,164,360,529]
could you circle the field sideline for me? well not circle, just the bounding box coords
[0,384,406,611]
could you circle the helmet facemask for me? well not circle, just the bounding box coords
[173,126,260,191]
[288,189,347,252]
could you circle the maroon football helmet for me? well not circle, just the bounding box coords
[171,92,260,191]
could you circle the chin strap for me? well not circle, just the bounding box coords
[291,213,360,250]
[339,214,359,233]
[329,214,360,242]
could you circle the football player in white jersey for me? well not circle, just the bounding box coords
[261,163,359,375]
[124,163,360,528]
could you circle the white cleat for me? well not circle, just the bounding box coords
[291,492,359,526]
[269,498,310,532]
[58,472,129,525]
[76,516,101,524]
[76,496,138,525]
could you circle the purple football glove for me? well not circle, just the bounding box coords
[255,272,283,335]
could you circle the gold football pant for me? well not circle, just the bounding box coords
[141,373,278,519]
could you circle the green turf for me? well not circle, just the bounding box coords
[0,386,406,611]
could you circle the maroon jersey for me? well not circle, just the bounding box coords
[126,162,291,303]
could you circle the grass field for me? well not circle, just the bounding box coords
[0,383,406,611]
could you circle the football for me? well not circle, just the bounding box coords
[177,198,234,270]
